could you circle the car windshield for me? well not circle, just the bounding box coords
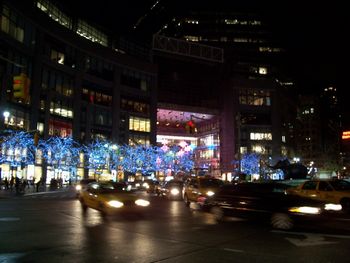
[200,179,224,187]
[97,183,130,194]
[329,180,350,191]
[166,181,183,187]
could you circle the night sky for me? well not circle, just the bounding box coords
[60,0,348,123]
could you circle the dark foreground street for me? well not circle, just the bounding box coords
[1,190,350,263]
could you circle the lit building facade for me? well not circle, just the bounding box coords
[0,0,157,182]
[133,2,293,175]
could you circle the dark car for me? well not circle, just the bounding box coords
[143,180,161,194]
[206,182,342,230]
[159,180,184,200]
[75,178,97,198]
[183,177,224,207]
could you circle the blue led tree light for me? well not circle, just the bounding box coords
[0,130,36,176]
[83,139,111,180]
[240,153,261,179]
[39,136,81,179]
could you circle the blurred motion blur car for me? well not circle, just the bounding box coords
[159,180,184,200]
[286,179,350,212]
[183,177,224,207]
[207,182,342,230]
[142,179,161,194]
[79,181,151,216]
[75,178,96,198]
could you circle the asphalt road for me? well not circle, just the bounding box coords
[1,190,350,263]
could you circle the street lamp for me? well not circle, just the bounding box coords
[3,111,10,128]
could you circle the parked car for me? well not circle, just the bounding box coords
[286,179,350,212]
[206,182,342,230]
[79,181,151,217]
[183,177,224,207]
[159,180,184,200]
[75,178,97,198]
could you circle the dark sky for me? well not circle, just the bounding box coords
[60,0,348,121]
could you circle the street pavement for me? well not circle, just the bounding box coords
[0,184,74,199]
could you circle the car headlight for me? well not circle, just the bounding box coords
[107,200,124,208]
[206,191,215,197]
[324,203,342,211]
[135,183,140,187]
[289,206,321,214]
[170,188,180,195]
[143,182,149,189]
[135,199,150,207]
[75,185,82,191]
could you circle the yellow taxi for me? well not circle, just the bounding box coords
[183,176,224,207]
[79,181,150,216]
[286,179,350,212]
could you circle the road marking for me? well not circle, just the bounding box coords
[0,217,20,222]
[285,234,337,247]
[272,230,350,239]
[223,248,245,253]
[272,230,350,247]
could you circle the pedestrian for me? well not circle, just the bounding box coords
[10,176,14,191]
[35,177,41,192]
[15,176,20,194]
[4,177,9,190]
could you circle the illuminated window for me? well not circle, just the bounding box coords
[129,117,151,132]
[250,133,272,140]
[282,135,286,143]
[1,5,24,43]
[36,0,72,29]
[49,100,73,118]
[240,146,247,154]
[239,89,271,106]
[76,20,108,47]
[50,49,65,64]
[184,35,200,42]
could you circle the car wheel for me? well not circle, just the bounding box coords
[271,213,294,230]
[211,206,224,222]
[340,198,350,213]
[184,194,190,206]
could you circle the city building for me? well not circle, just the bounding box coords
[0,0,157,182]
[132,1,296,177]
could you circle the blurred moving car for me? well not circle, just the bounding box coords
[79,181,150,216]
[142,180,161,194]
[75,178,97,198]
[159,180,184,200]
[207,182,342,230]
[286,179,350,212]
[183,177,224,207]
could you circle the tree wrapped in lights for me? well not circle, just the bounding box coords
[83,139,110,179]
[240,153,261,178]
[0,130,36,174]
[156,143,194,176]
[39,136,81,178]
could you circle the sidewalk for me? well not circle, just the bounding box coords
[0,185,72,199]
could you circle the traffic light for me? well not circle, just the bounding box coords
[13,73,30,99]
